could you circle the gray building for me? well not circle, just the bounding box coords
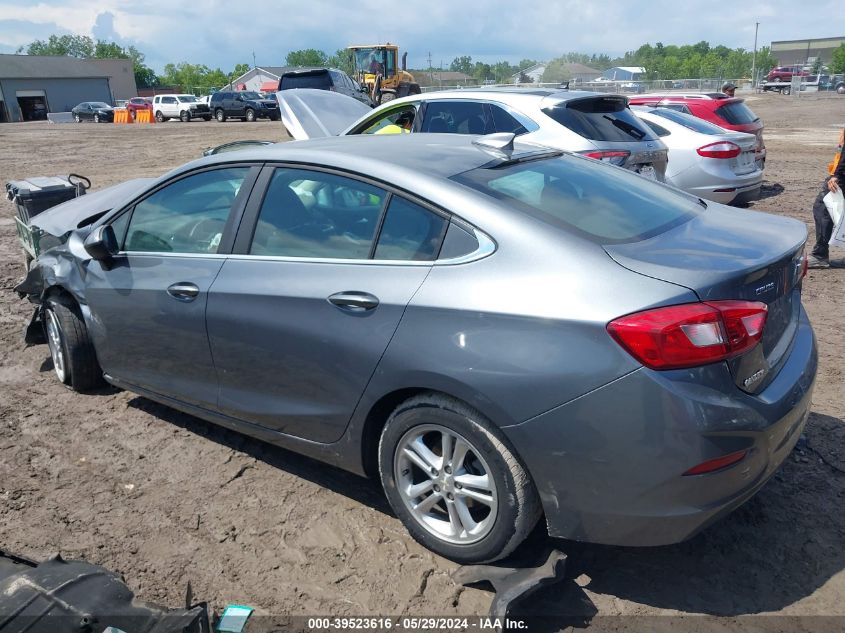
[0,54,113,123]
[771,36,845,67]
[87,58,138,102]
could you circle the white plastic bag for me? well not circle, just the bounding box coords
[823,189,845,247]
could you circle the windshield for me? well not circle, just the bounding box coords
[177,95,199,103]
[452,154,700,244]
[715,101,759,125]
[90,102,111,109]
[542,96,658,142]
[354,47,386,74]
[239,92,262,100]
[280,72,331,90]
[644,107,727,134]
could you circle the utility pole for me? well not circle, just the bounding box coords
[427,51,433,82]
[751,22,759,89]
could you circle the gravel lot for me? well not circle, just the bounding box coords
[0,93,844,630]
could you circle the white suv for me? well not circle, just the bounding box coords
[152,94,212,122]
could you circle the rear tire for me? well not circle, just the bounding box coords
[203,115,212,121]
[155,110,165,123]
[378,393,541,564]
[44,296,103,392]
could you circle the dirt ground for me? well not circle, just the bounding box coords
[0,93,844,631]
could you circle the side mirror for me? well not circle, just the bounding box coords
[84,225,118,261]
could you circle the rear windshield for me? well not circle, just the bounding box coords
[280,72,332,90]
[646,108,726,134]
[542,96,658,142]
[453,155,700,244]
[715,101,759,125]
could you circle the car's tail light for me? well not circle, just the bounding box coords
[697,141,741,159]
[801,254,809,278]
[579,150,630,166]
[683,449,748,476]
[607,300,768,370]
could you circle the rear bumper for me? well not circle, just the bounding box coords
[501,306,817,546]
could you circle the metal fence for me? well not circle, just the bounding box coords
[419,78,749,94]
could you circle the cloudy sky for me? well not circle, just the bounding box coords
[0,0,840,72]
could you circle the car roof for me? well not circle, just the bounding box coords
[191,134,555,182]
[281,67,344,75]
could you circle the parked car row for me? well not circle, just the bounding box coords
[277,86,765,205]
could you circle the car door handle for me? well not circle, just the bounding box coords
[328,291,379,311]
[167,282,200,301]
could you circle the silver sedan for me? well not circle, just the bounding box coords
[633,106,763,204]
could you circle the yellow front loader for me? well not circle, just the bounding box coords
[348,44,421,105]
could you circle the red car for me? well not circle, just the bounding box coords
[125,97,153,120]
[766,66,807,82]
[628,93,766,166]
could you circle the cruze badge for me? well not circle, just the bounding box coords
[755,281,775,296]
[744,368,767,388]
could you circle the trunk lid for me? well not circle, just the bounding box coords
[276,88,371,140]
[721,131,758,176]
[604,204,807,393]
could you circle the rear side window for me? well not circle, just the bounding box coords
[644,120,670,137]
[453,155,700,244]
[250,168,386,259]
[715,101,759,125]
[280,71,332,90]
[542,97,658,142]
[374,198,448,261]
[647,108,727,134]
[489,104,529,135]
[422,101,487,134]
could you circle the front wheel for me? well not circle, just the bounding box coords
[245,108,256,122]
[93,113,100,123]
[180,109,191,122]
[203,115,212,121]
[216,109,226,122]
[378,394,541,563]
[74,114,81,123]
[44,297,103,392]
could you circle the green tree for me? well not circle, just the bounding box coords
[517,58,537,70]
[471,61,492,82]
[450,55,473,74]
[831,43,845,74]
[541,58,573,83]
[286,48,328,67]
[18,34,94,57]
[326,48,354,74]
[232,63,250,77]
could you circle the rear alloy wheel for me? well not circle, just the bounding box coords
[216,109,226,122]
[44,297,103,392]
[379,394,541,563]
[245,108,256,122]
[155,110,165,123]
[203,115,212,121]
[180,109,191,122]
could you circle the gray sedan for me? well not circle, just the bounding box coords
[17,134,817,563]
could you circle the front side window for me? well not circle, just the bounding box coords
[250,169,386,259]
[123,167,249,254]
[357,105,417,135]
[422,101,487,134]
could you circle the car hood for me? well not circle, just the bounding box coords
[276,89,372,139]
[31,178,154,237]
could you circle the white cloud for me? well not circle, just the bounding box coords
[0,0,841,71]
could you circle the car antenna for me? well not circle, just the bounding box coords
[473,132,515,153]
